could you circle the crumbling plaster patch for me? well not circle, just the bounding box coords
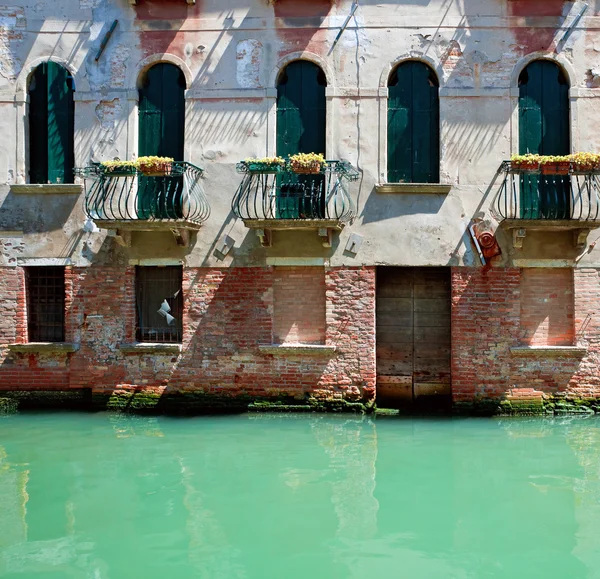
[0,7,25,82]
[236,39,262,89]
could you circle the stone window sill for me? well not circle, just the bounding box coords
[375,183,451,194]
[119,343,182,354]
[10,184,83,195]
[259,344,337,356]
[510,346,587,358]
[8,342,79,353]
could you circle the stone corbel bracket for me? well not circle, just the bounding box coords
[500,219,600,250]
[246,219,343,248]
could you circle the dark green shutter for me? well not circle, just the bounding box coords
[29,62,74,184]
[519,60,570,219]
[276,61,326,218]
[138,63,185,218]
[276,60,326,157]
[388,62,439,184]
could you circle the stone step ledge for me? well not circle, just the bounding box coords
[259,344,337,356]
[118,343,183,354]
[8,342,79,353]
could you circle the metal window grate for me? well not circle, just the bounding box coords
[26,266,66,342]
[135,266,183,343]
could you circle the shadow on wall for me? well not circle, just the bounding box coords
[360,188,447,225]
[0,190,79,234]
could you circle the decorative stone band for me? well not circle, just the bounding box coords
[375,183,452,194]
[510,346,588,358]
[10,184,83,195]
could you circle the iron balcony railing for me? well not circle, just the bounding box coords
[79,162,210,225]
[232,160,358,223]
[491,161,600,222]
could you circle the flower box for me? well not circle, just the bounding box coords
[103,167,138,177]
[247,162,285,173]
[511,160,539,172]
[290,160,322,174]
[540,161,570,175]
[136,156,174,177]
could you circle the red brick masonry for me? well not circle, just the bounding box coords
[0,265,599,413]
[0,266,376,405]
[452,267,600,409]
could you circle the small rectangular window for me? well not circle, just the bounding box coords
[136,266,183,343]
[26,266,65,342]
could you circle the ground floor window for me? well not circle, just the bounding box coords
[135,266,183,343]
[26,266,65,342]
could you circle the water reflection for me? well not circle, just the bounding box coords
[0,414,599,578]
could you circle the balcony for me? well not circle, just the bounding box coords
[231,160,358,247]
[491,161,600,249]
[79,162,209,247]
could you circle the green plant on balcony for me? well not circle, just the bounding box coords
[539,155,571,175]
[510,154,540,172]
[242,156,286,173]
[289,152,325,174]
[136,156,174,176]
[100,159,138,176]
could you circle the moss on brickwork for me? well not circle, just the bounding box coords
[454,395,600,416]
[0,390,90,411]
[0,397,18,414]
[2,389,600,416]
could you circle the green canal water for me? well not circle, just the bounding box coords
[1,414,600,579]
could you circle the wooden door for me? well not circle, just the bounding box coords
[519,60,570,219]
[29,62,74,184]
[376,267,451,408]
[138,63,185,218]
[388,61,439,184]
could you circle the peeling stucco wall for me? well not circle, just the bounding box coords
[0,0,598,269]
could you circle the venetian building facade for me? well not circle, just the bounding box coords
[0,0,599,413]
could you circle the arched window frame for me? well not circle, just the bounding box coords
[510,53,577,155]
[377,55,444,185]
[267,52,335,159]
[386,59,440,184]
[275,59,327,158]
[27,61,75,184]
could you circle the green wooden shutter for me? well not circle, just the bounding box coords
[276,60,326,157]
[29,62,74,184]
[519,60,570,219]
[276,61,326,218]
[388,62,439,184]
[138,63,185,218]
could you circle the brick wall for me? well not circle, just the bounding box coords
[452,267,600,407]
[0,265,376,404]
[273,266,326,344]
[520,268,574,346]
[571,268,600,397]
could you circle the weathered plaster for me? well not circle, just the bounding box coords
[0,0,597,268]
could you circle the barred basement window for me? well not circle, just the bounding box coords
[26,266,66,342]
[136,266,183,343]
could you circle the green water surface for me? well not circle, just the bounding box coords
[1,413,600,579]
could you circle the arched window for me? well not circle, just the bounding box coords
[519,60,570,218]
[28,62,75,184]
[138,63,185,219]
[387,61,439,184]
[276,60,326,156]
[138,62,185,160]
